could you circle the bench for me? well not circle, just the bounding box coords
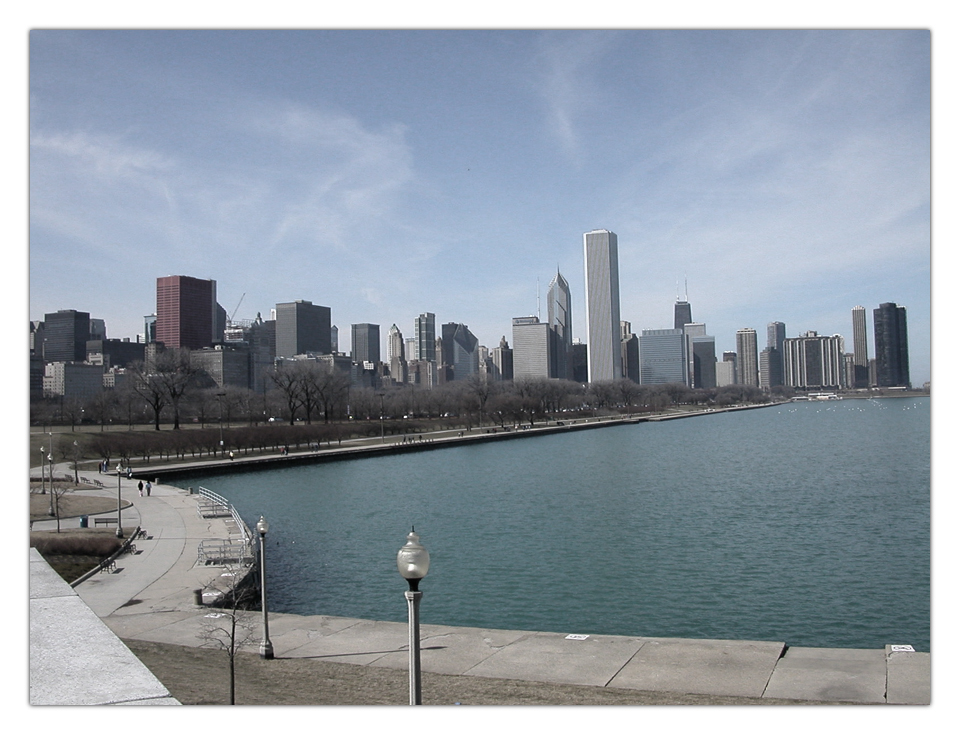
[123,544,138,555]
[94,517,118,527]
[99,559,116,573]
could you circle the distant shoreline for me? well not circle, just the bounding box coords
[139,400,789,483]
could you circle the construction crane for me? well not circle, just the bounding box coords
[227,293,245,327]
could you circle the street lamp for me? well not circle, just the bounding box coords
[397,528,430,705]
[378,392,385,443]
[39,446,46,496]
[256,516,274,660]
[115,463,124,538]
[47,453,55,516]
[217,392,226,458]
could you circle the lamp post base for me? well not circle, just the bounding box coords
[259,640,274,660]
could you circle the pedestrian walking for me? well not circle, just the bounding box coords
[145,481,152,497]
[138,480,144,497]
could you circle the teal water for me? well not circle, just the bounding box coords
[184,397,930,651]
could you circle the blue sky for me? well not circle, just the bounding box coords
[28,28,931,382]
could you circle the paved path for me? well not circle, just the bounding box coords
[31,460,931,705]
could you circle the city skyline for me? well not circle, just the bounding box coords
[27,30,931,383]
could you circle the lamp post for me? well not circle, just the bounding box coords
[39,446,46,496]
[256,516,274,660]
[397,528,430,705]
[115,463,124,538]
[378,392,385,444]
[217,392,226,458]
[47,453,55,516]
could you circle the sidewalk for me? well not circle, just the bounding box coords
[31,462,931,705]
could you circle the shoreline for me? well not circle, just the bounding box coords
[136,401,788,482]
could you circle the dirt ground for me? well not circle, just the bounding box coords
[124,639,834,706]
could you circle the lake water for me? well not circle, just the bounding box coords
[181,396,930,652]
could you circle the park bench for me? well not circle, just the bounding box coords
[99,558,116,573]
[94,517,118,527]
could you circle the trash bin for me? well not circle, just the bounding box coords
[79,515,88,528]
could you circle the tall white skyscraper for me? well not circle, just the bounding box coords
[583,230,622,382]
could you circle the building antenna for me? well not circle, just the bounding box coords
[684,275,688,302]
[537,277,541,321]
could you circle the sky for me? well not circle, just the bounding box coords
[28,29,931,382]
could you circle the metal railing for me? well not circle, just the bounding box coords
[196,486,253,563]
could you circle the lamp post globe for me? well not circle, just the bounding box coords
[257,516,274,659]
[397,528,429,705]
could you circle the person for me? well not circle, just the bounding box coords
[145,481,152,497]
[126,467,133,479]
[229,451,234,460]
[138,480,144,497]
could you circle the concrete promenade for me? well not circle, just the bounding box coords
[29,451,931,706]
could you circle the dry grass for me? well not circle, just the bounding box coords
[124,639,832,706]
[29,490,131,522]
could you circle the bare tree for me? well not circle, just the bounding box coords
[197,570,259,705]
[267,363,304,425]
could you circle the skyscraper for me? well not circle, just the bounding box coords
[583,229,622,382]
[275,300,331,357]
[674,300,692,330]
[736,328,759,387]
[547,269,573,380]
[415,312,436,362]
[873,302,910,387]
[440,323,479,380]
[156,275,218,350]
[512,316,555,379]
[547,270,573,347]
[851,306,870,388]
[351,323,380,365]
[782,332,846,390]
[639,328,687,385]
[762,321,786,389]
[42,309,90,362]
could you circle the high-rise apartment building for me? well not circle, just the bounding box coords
[275,300,331,358]
[735,328,759,387]
[583,229,622,382]
[415,312,436,362]
[851,306,870,388]
[782,332,846,390]
[873,302,910,387]
[42,309,90,362]
[351,323,381,365]
[156,275,218,350]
